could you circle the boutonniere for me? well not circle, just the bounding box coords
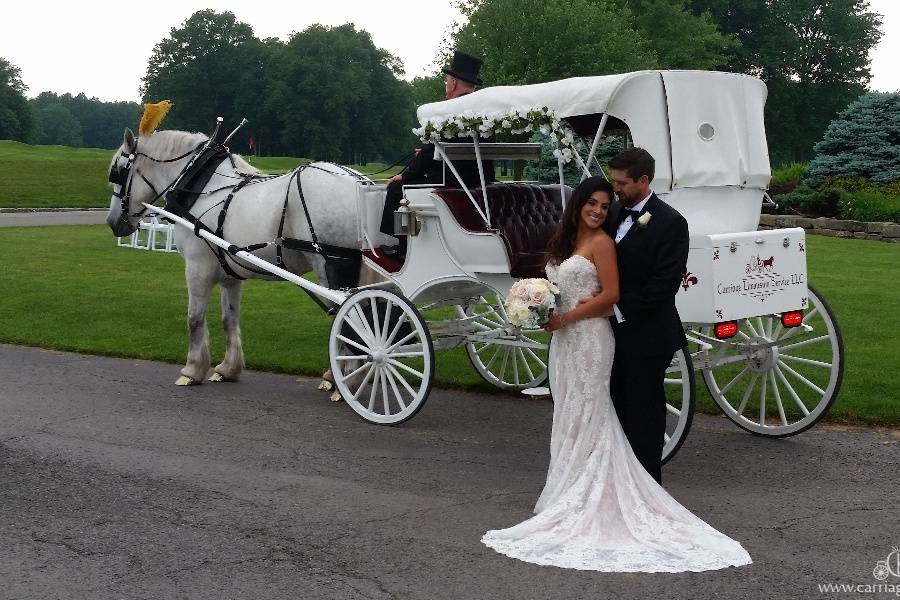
[637,211,652,229]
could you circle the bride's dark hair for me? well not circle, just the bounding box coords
[544,176,614,267]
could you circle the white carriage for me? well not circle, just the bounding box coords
[150,70,844,463]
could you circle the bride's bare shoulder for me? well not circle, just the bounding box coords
[587,231,615,258]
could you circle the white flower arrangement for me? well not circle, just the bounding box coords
[504,278,561,328]
[412,106,580,163]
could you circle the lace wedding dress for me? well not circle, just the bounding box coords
[481,254,752,572]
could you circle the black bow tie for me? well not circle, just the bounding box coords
[617,207,640,227]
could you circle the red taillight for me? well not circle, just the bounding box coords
[781,310,804,328]
[714,321,739,339]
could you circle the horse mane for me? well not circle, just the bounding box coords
[140,130,265,176]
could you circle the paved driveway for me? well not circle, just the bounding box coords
[0,344,897,599]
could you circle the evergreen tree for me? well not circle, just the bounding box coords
[807,92,900,185]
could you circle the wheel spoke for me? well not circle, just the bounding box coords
[802,306,820,324]
[353,304,377,345]
[337,361,372,385]
[664,432,671,443]
[757,317,766,339]
[775,365,810,417]
[664,377,682,385]
[778,360,825,395]
[368,368,381,412]
[381,367,391,415]
[778,334,829,352]
[518,348,536,382]
[388,358,424,380]
[720,366,750,396]
[386,363,418,399]
[666,403,681,417]
[759,373,767,426]
[350,364,377,402]
[736,373,759,415]
[370,297,382,343]
[384,312,409,346]
[336,354,368,361]
[386,351,425,359]
[383,367,408,411]
[343,312,374,348]
[483,344,503,371]
[524,346,547,369]
[781,353,832,368]
[337,334,371,355]
[386,329,419,353]
[744,319,760,338]
[381,299,392,345]
[769,371,788,426]
[498,347,511,383]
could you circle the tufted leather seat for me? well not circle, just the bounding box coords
[434,184,569,278]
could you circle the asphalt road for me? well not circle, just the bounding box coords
[0,343,897,600]
[0,210,107,227]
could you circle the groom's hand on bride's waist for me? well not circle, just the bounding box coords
[576,297,615,318]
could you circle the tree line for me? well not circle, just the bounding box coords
[0,1,885,165]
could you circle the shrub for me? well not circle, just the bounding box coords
[776,185,845,217]
[839,189,900,223]
[771,162,809,186]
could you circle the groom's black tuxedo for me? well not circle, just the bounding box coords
[603,193,689,484]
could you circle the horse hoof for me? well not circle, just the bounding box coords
[175,375,199,386]
[209,372,239,383]
[330,391,343,402]
[318,380,334,391]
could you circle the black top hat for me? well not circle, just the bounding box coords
[443,50,483,86]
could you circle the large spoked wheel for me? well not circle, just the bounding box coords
[702,284,844,437]
[663,348,696,464]
[329,289,434,425]
[456,295,550,390]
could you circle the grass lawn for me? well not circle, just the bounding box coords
[0,225,896,426]
[0,140,401,209]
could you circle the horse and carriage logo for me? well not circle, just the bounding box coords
[746,255,775,274]
[873,546,900,581]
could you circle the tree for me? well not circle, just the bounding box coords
[262,24,415,162]
[687,0,883,164]
[806,92,900,185]
[31,92,141,148]
[621,0,738,69]
[450,0,657,86]
[32,103,83,146]
[0,57,34,142]
[141,10,269,137]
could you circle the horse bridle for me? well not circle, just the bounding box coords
[109,141,205,219]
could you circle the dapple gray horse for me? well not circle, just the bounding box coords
[107,128,373,386]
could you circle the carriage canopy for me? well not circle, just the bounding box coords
[417,70,771,191]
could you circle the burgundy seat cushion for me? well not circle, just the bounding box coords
[434,184,568,278]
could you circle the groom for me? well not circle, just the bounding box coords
[604,148,689,484]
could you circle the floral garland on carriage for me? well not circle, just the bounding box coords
[412,107,581,164]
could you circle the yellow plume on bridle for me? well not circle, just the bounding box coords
[139,100,173,136]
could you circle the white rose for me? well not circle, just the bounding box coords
[637,211,652,227]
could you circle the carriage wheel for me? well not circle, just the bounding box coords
[329,289,434,425]
[663,348,696,464]
[456,295,550,390]
[702,284,844,437]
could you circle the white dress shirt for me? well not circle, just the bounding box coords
[613,192,653,323]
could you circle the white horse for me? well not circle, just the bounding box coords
[107,127,373,386]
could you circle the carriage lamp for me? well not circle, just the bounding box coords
[714,321,739,339]
[394,198,420,236]
[781,310,804,328]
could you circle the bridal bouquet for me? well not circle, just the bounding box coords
[504,278,561,328]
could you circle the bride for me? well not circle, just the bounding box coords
[481,177,752,572]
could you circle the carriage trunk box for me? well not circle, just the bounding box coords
[676,228,808,324]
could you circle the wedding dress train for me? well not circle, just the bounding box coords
[481,255,752,572]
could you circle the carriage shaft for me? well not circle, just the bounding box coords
[142,203,348,305]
